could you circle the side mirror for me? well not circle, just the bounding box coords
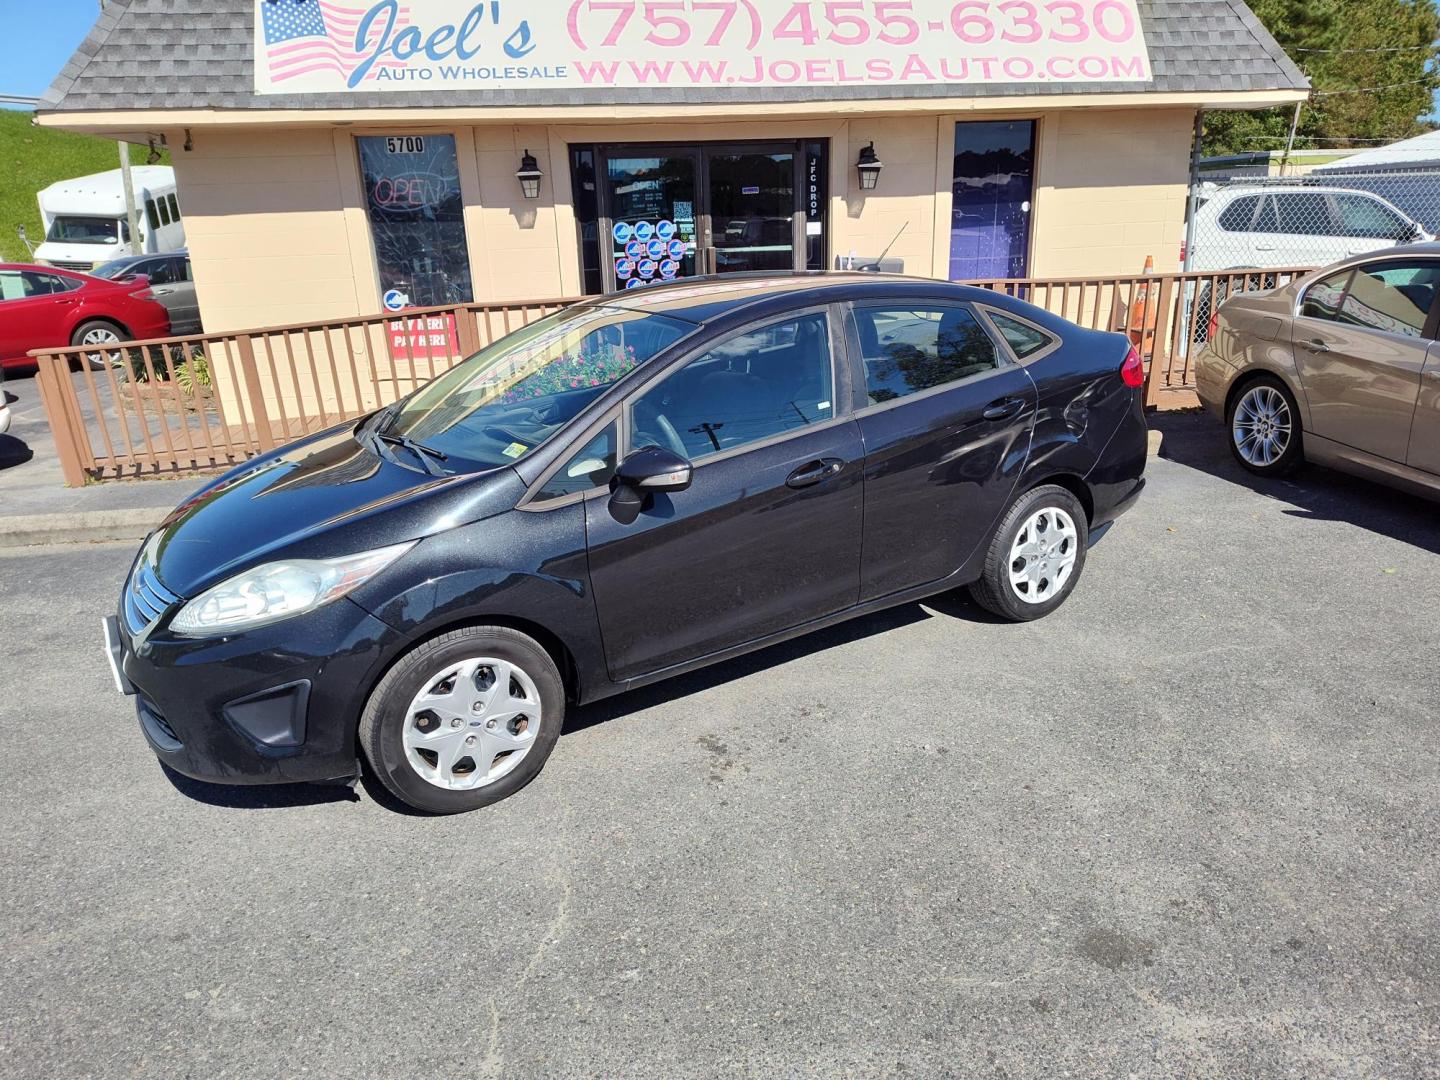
[608,445,692,524]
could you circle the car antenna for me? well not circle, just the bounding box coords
[859,221,907,272]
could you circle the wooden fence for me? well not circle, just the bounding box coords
[31,298,576,486]
[31,268,1314,486]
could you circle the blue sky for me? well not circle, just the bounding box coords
[1,0,101,103]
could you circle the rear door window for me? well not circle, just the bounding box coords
[853,304,1001,404]
[1275,193,1335,236]
[1337,262,1440,337]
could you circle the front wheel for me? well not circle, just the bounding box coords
[360,626,565,814]
[1226,375,1302,477]
[969,485,1089,622]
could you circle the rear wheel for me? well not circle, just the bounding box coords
[70,320,127,370]
[969,485,1089,622]
[1226,375,1302,477]
[359,626,565,814]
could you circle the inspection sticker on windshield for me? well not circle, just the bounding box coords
[502,442,528,459]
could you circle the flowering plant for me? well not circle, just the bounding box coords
[500,340,639,403]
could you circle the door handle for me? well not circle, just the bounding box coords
[982,397,1025,421]
[786,458,844,488]
[151,287,173,296]
[1300,338,1331,353]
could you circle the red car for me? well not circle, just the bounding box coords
[0,262,171,370]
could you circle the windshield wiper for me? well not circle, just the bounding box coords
[376,431,449,475]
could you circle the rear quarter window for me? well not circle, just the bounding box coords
[986,311,1055,359]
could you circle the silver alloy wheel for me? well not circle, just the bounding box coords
[1007,506,1079,605]
[81,326,121,346]
[1232,385,1292,468]
[80,326,123,368]
[401,657,542,791]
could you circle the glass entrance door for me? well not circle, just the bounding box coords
[705,147,797,275]
[948,121,1035,281]
[602,148,700,291]
[594,141,820,292]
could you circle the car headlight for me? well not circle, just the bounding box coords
[169,541,415,636]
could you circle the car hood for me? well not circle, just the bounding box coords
[149,421,522,596]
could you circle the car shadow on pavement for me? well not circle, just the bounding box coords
[563,590,1005,737]
[1149,409,1440,555]
[159,762,362,810]
[156,590,1003,814]
[0,434,34,470]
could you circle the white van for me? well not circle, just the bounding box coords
[33,166,186,273]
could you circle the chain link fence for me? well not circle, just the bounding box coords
[1182,168,1440,343]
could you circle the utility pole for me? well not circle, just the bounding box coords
[118,142,142,255]
[97,0,141,255]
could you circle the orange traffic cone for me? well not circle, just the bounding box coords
[1127,255,1156,349]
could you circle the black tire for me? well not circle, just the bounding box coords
[1225,373,1303,478]
[969,484,1089,623]
[359,625,565,814]
[70,319,129,370]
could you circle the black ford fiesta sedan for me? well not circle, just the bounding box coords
[105,274,1147,814]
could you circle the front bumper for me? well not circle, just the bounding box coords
[113,597,396,785]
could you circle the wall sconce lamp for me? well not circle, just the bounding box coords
[516,150,543,199]
[856,142,883,190]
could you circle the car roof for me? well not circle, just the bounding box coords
[584,271,988,323]
[97,250,189,266]
[1213,185,1390,197]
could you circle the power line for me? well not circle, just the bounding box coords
[1293,44,1436,53]
[1311,78,1438,97]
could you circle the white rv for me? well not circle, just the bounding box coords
[33,166,185,272]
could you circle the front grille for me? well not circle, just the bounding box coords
[49,260,95,271]
[123,560,181,635]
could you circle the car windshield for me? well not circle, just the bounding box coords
[46,216,127,245]
[90,257,142,280]
[373,304,693,472]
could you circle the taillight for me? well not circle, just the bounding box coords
[1120,344,1144,388]
[1206,311,1220,342]
[1179,240,1187,263]
[129,286,155,301]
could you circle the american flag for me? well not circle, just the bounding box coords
[261,0,410,84]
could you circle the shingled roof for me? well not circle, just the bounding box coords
[40,0,1307,113]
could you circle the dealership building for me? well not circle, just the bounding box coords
[39,0,1306,334]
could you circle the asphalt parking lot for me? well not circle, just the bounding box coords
[1,413,1437,1079]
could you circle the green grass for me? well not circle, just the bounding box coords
[0,109,167,263]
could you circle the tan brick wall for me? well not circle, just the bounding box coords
[1030,107,1196,278]
[171,105,1198,334]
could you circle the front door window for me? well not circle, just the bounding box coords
[949,121,1035,282]
[629,311,835,459]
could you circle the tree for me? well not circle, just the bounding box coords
[1202,0,1440,157]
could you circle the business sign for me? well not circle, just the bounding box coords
[254,0,1150,94]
